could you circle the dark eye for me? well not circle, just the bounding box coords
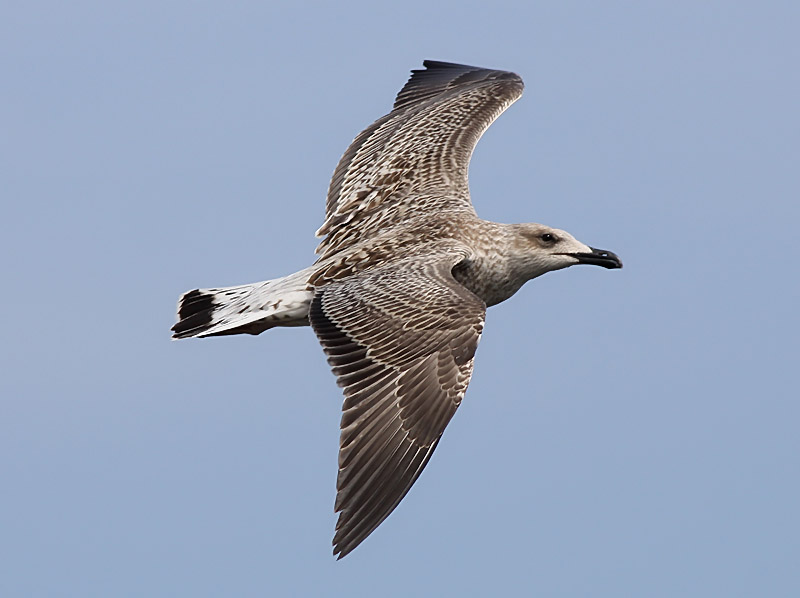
[540,233,557,243]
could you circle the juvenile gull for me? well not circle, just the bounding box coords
[172,60,622,558]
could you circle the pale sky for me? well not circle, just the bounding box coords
[2,2,799,596]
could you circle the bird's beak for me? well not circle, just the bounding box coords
[568,247,623,269]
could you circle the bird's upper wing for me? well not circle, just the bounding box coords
[308,248,486,558]
[315,60,524,258]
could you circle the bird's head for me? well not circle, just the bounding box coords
[510,223,623,280]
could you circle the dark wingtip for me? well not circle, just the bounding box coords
[333,540,356,560]
[420,59,471,70]
[394,60,522,112]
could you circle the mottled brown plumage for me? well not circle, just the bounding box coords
[305,63,526,556]
[316,61,523,259]
[172,60,622,559]
[309,250,484,557]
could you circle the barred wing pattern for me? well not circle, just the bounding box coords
[171,60,623,559]
[316,60,524,258]
[309,251,486,558]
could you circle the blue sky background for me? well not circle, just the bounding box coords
[2,1,799,596]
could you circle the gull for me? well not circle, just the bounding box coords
[172,60,622,558]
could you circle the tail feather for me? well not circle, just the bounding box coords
[171,269,314,339]
[172,289,217,337]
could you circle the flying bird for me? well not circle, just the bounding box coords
[172,60,622,558]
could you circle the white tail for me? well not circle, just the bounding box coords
[171,267,315,339]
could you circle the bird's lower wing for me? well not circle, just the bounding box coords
[309,254,486,558]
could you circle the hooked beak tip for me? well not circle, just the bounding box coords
[570,247,623,269]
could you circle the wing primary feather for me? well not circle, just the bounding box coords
[309,253,486,557]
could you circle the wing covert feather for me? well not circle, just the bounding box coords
[316,60,524,257]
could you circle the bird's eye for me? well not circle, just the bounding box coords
[540,233,557,243]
